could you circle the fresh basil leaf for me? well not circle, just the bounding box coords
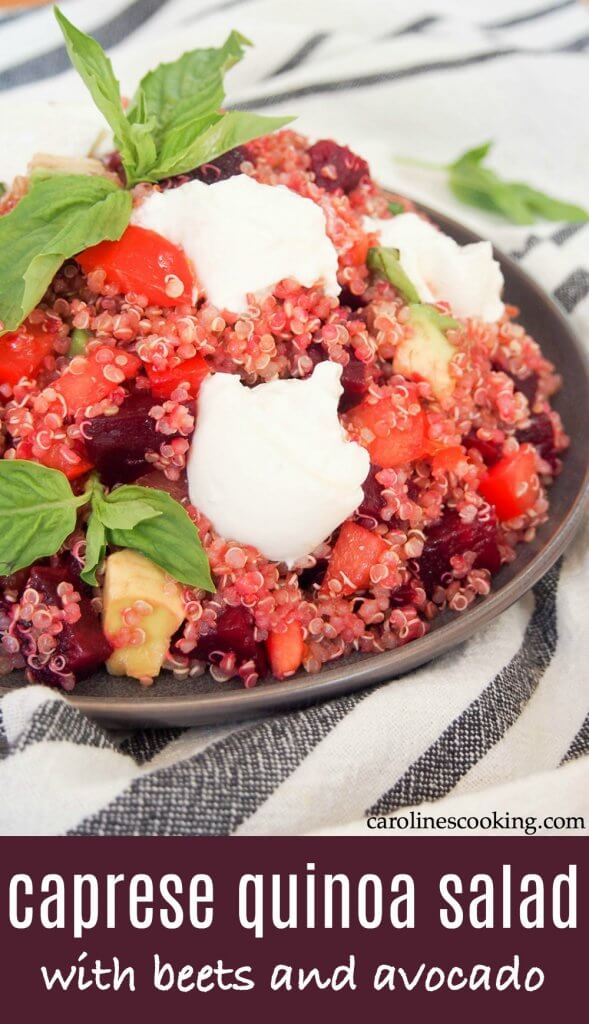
[0,172,131,333]
[0,460,88,575]
[400,140,588,225]
[81,510,107,586]
[148,111,224,178]
[105,486,214,591]
[148,109,295,181]
[398,140,588,224]
[54,7,157,186]
[56,8,293,187]
[450,141,493,169]
[387,200,405,215]
[96,497,162,530]
[129,30,251,136]
[448,163,536,225]
[126,31,289,182]
[507,183,589,223]
[0,182,6,197]
[449,167,589,225]
[367,245,421,305]
[449,144,537,220]
[449,176,512,217]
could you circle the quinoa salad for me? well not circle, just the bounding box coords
[0,10,569,693]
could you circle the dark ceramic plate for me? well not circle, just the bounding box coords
[2,200,588,726]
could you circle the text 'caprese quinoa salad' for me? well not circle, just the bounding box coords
[0,9,568,691]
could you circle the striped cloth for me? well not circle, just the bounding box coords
[0,0,588,836]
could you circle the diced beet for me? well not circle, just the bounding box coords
[27,558,85,599]
[418,509,501,594]
[133,468,189,504]
[0,597,13,633]
[338,357,369,413]
[512,371,539,406]
[160,146,246,190]
[357,464,385,521]
[84,390,165,485]
[1,568,29,598]
[104,150,126,184]
[464,429,502,466]
[339,287,366,312]
[60,553,90,592]
[493,362,538,405]
[20,563,112,687]
[191,146,247,184]
[391,580,421,607]
[308,139,370,194]
[406,479,421,502]
[306,342,327,370]
[516,412,559,471]
[298,558,328,591]
[194,605,267,676]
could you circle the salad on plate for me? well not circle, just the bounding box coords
[0,9,569,692]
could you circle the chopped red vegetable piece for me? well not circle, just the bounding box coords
[0,321,55,387]
[431,445,467,474]
[418,509,501,594]
[308,139,369,193]
[76,225,194,307]
[53,349,141,415]
[479,447,539,520]
[36,442,94,481]
[464,429,503,466]
[323,521,388,595]
[193,605,267,677]
[20,563,112,687]
[146,354,210,400]
[346,396,428,468]
[267,621,305,679]
[357,464,385,521]
[83,390,163,485]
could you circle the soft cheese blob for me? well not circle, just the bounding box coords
[132,174,341,312]
[186,363,369,565]
[364,212,504,322]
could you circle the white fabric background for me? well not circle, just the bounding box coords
[0,0,587,836]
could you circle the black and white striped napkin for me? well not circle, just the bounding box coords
[0,0,587,836]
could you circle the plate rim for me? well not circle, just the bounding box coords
[2,198,588,726]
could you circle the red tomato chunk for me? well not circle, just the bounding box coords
[267,621,305,679]
[479,448,539,521]
[76,225,194,307]
[54,350,142,415]
[146,354,210,400]
[346,397,428,468]
[323,521,388,596]
[0,322,55,386]
[36,442,94,481]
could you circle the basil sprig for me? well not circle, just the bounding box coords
[0,12,294,334]
[55,7,293,187]
[0,462,214,592]
[398,142,588,225]
[0,172,131,333]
